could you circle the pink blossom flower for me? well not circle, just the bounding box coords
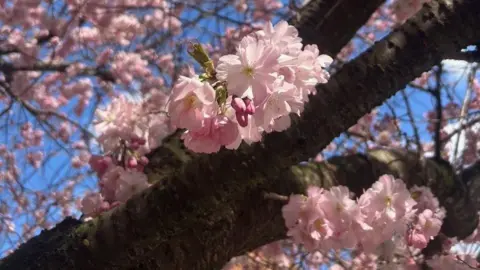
[99,166,125,202]
[354,175,417,251]
[104,15,143,45]
[226,114,262,150]
[282,187,341,251]
[27,151,43,168]
[81,193,109,217]
[408,209,442,249]
[282,194,308,229]
[363,174,416,222]
[115,171,150,203]
[321,186,358,248]
[216,36,279,103]
[167,76,217,130]
[257,20,302,56]
[409,185,442,212]
[182,114,239,153]
[254,78,303,132]
[279,44,332,96]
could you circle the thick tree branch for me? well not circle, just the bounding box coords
[261,0,480,166]
[462,161,480,210]
[3,0,480,269]
[290,0,385,55]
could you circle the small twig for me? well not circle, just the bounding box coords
[433,63,444,161]
[442,117,480,143]
[263,192,289,201]
[453,64,477,168]
[400,90,422,154]
[456,255,479,269]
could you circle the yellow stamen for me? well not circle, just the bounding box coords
[243,66,254,77]
[385,196,392,207]
[184,95,198,109]
[411,191,422,200]
[314,218,324,232]
[425,220,432,229]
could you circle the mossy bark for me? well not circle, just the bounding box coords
[2,0,480,269]
[2,149,477,269]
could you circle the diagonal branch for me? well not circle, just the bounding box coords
[290,0,385,55]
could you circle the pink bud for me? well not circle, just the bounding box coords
[127,157,138,168]
[89,155,112,178]
[131,137,146,146]
[231,96,246,113]
[244,98,255,114]
[100,202,110,212]
[236,112,249,127]
[130,141,140,150]
[139,156,149,165]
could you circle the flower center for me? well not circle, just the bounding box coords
[411,191,421,200]
[385,196,392,207]
[314,218,325,232]
[184,94,198,109]
[242,66,254,77]
[336,203,343,212]
[424,220,432,230]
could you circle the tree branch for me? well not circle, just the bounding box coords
[290,0,385,56]
[0,61,116,83]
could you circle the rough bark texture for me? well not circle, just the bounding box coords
[289,0,385,56]
[462,161,480,210]
[2,0,480,269]
[290,0,385,56]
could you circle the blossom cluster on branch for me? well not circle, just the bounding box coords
[84,19,332,216]
[282,175,445,263]
[170,20,332,153]
[279,174,480,269]
[0,0,441,249]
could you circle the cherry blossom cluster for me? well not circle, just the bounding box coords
[82,91,174,218]
[83,19,331,215]
[282,175,445,255]
[0,0,288,254]
[234,0,283,21]
[167,20,332,153]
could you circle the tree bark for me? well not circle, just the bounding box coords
[3,149,477,270]
[289,0,385,56]
[2,0,480,269]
